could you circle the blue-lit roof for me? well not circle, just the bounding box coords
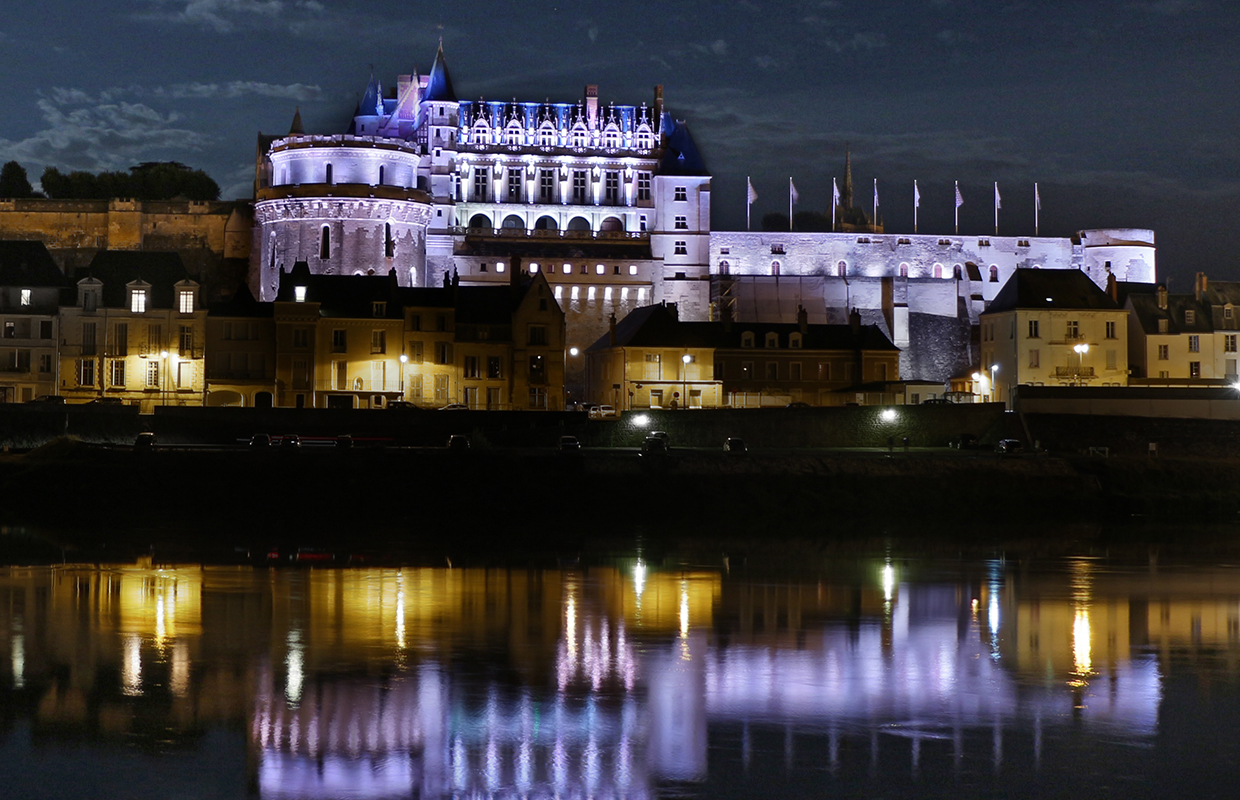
[423,43,457,103]
[359,71,383,117]
[658,115,708,176]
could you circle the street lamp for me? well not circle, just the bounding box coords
[682,353,692,410]
[989,363,998,403]
[399,353,408,399]
[1073,343,1089,386]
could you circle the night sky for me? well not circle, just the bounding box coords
[2,0,1236,287]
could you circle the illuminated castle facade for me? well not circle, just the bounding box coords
[253,45,1156,387]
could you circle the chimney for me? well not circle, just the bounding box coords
[1157,285,1168,310]
[849,307,861,335]
[608,312,617,347]
[509,255,522,288]
[797,304,808,334]
[1106,273,1117,303]
[1196,272,1208,301]
[585,85,599,128]
[668,302,679,321]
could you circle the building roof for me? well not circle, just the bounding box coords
[359,71,383,117]
[0,241,67,287]
[1127,291,1213,335]
[423,42,457,103]
[209,284,273,318]
[984,268,1120,314]
[76,251,192,308]
[657,117,708,177]
[587,303,899,353]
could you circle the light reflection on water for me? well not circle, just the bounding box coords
[0,556,1239,798]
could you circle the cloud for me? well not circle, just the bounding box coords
[823,32,889,53]
[160,81,323,101]
[753,55,780,70]
[936,29,978,45]
[0,96,211,175]
[138,0,331,34]
[711,39,729,56]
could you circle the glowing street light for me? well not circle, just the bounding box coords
[1073,343,1090,386]
[681,353,692,410]
[399,353,408,398]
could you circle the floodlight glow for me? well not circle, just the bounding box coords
[880,408,897,422]
[972,372,982,381]
[682,354,691,364]
[633,414,649,427]
[399,354,408,363]
[569,347,579,357]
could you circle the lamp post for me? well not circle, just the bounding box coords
[399,353,408,400]
[682,353,691,410]
[1073,343,1089,386]
[989,363,998,403]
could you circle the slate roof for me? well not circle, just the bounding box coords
[1127,291,1212,335]
[587,303,899,353]
[0,241,67,287]
[76,251,191,309]
[359,71,383,117]
[984,268,1120,314]
[657,116,708,177]
[423,43,457,103]
[209,284,274,318]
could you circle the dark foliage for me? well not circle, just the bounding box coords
[0,161,37,198]
[40,162,220,201]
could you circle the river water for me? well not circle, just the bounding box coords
[2,544,1240,799]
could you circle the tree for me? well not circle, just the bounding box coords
[38,162,220,201]
[0,161,36,198]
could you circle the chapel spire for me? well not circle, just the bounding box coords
[288,107,304,135]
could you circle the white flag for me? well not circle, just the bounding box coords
[914,181,920,208]
[873,178,879,210]
[1035,183,1041,211]
[955,184,964,208]
[832,178,840,205]
[790,180,799,204]
[747,177,758,205]
[994,182,1001,209]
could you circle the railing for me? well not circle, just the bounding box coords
[449,226,648,242]
[1053,366,1095,378]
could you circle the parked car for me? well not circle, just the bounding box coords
[280,434,302,449]
[28,395,65,404]
[335,434,354,449]
[439,403,468,411]
[557,435,581,452]
[649,430,670,447]
[996,438,1024,454]
[786,401,811,409]
[949,433,979,450]
[921,398,949,405]
[639,436,668,457]
[133,431,156,451]
[249,433,272,448]
[588,404,617,419]
[88,397,123,405]
[387,401,421,411]
[724,437,748,455]
[447,434,471,451]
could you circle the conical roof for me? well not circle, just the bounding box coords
[289,107,304,135]
[360,70,383,116]
[423,42,457,103]
[657,116,708,176]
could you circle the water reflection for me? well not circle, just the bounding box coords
[2,557,1240,797]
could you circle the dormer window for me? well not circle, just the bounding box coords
[765,332,779,348]
[294,286,307,303]
[19,289,30,306]
[1185,309,1196,324]
[130,289,147,313]
[790,333,803,349]
[1226,305,1234,321]
[178,290,195,314]
[741,332,755,348]
[373,302,386,318]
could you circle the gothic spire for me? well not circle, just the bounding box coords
[289,107,304,135]
[423,40,457,103]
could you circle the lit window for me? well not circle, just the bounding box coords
[563,264,572,274]
[596,264,605,275]
[19,289,30,306]
[588,287,597,300]
[1189,335,1200,353]
[294,286,307,303]
[130,290,147,313]
[604,287,613,300]
[496,262,506,273]
[571,286,580,299]
[629,265,638,276]
[621,287,629,301]
[554,286,563,299]
[178,290,194,314]
[637,288,647,301]
[529,263,539,273]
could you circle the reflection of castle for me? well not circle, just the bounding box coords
[4,559,1236,796]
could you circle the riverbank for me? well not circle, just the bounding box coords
[2,438,1237,564]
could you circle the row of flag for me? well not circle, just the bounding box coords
[747,177,1044,235]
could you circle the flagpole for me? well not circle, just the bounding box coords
[1034,182,1039,236]
[746,175,751,231]
[832,177,839,233]
[872,178,877,227]
[913,180,918,234]
[994,181,999,236]
[788,177,792,230]
[954,181,959,235]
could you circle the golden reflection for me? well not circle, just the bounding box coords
[121,634,142,696]
[1069,558,1095,687]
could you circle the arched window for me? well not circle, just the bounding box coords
[771,260,780,276]
[320,226,330,260]
[384,223,395,258]
[837,260,847,277]
[899,262,909,278]
[325,164,333,185]
[719,260,730,275]
[538,124,557,147]
[989,265,999,282]
[953,264,962,279]
[932,263,942,279]
[571,127,589,147]
[378,165,385,186]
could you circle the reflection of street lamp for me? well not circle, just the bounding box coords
[399,353,408,399]
[1073,343,1089,386]
[972,371,983,402]
[160,350,169,407]
[682,353,692,410]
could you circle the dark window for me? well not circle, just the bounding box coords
[529,354,546,384]
[528,325,548,346]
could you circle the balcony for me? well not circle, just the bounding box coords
[448,226,648,243]
[1053,366,1095,379]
